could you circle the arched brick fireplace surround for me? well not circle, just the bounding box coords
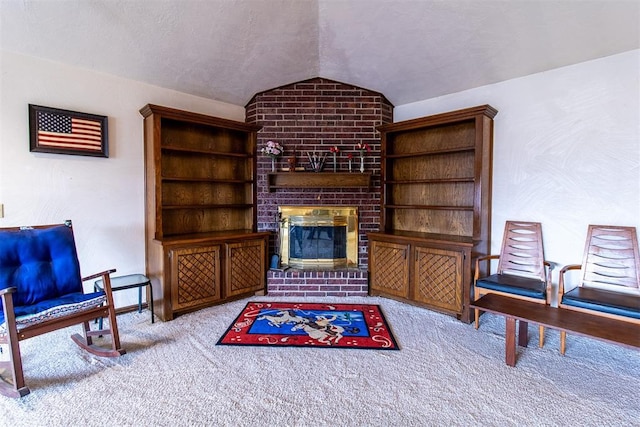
[246,78,393,297]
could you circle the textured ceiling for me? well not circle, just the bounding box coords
[1,0,638,106]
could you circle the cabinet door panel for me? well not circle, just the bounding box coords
[414,246,463,313]
[170,245,221,310]
[226,239,266,297]
[369,240,410,298]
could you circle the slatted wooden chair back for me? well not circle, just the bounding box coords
[496,221,546,281]
[580,225,640,293]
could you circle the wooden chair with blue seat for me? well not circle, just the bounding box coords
[0,221,125,398]
[558,224,640,354]
[474,221,554,347]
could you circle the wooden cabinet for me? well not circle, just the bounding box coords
[369,232,472,319]
[369,105,497,323]
[169,244,222,312]
[369,239,410,298]
[413,243,467,313]
[141,104,268,320]
[225,239,266,298]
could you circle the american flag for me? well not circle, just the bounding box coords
[37,111,102,152]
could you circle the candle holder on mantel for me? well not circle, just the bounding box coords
[287,153,297,172]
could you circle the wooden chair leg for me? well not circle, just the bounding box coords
[0,290,30,398]
[71,273,125,357]
[106,307,125,356]
[83,320,93,346]
[560,331,566,355]
[103,275,124,356]
[0,340,30,398]
[538,325,545,348]
[474,308,480,329]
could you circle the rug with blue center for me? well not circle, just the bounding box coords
[216,302,399,350]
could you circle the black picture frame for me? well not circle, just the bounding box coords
[29,104,109,158]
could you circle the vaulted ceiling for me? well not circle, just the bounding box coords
[1,0,638,106]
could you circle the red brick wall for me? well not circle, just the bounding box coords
[246,78,393,297]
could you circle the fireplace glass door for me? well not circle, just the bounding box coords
[278,206,358,269]
[289,222,347,268]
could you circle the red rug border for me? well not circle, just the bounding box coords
[216,301,400,350]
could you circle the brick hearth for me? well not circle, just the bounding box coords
[246,78,393,297]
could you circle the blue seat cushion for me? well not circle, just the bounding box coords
[562,287,640,320]
[0,291,105,331]
[0,224,83,310]
[476,273,546,299]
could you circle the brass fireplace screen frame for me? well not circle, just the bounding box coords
[278,206,358,269]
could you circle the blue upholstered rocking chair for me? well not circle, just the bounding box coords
[0,221,125,398]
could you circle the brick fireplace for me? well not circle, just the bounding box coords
[246,78,393,297]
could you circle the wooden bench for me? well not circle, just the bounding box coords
[470,294,640,367]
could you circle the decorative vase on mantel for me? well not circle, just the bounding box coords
[355,143,370,174]
[261,140,284,173]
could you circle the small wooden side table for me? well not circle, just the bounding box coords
[471,294,640,367]
[94,274,154,325]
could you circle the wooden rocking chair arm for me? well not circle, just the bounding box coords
[558,264,581,296]
[0,286,17,297]
[474,255,500,280]
[477,254,500,263]
[543,260,557,285]
[81,269,117,282]
[559,264,581,275]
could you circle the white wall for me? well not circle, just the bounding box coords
[0,50,245,307]
[2,49,638,307]
[395,50,640,292]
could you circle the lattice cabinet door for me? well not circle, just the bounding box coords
[369,239,410,298]
[170,245,221,311]
[413,246,463,313]
[225,239,266,298]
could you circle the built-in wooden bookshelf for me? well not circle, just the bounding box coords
[141,104,268,321]
[369,105,497,323]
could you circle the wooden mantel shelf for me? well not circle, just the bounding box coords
[267,172,372,192]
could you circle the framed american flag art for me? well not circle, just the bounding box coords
[29,104,109,157]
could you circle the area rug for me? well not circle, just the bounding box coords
[217,301,399,350]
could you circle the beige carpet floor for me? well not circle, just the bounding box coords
[0,296,638,426]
